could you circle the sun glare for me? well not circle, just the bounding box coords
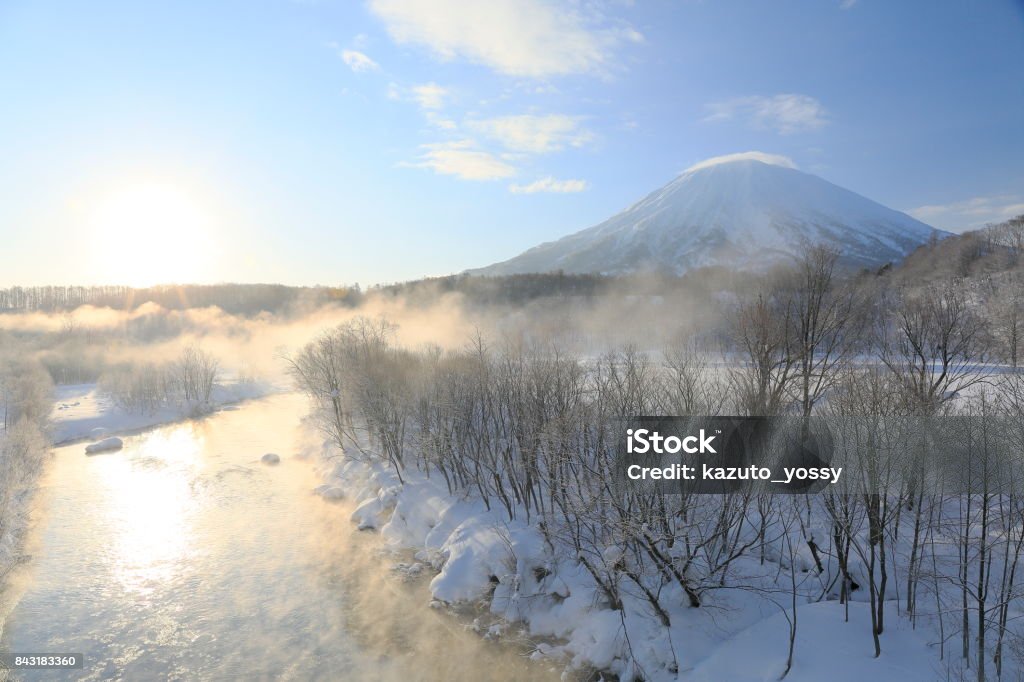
[98,426,203,596]
[89,182,217,286]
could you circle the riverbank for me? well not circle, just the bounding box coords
[50,380,277,444]
[1,395,561,680]
[314,437,942,681]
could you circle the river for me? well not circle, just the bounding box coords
[1,394,558,681]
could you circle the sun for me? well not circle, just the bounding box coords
[89,181,218,286]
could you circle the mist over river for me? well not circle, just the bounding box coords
[0,395,555,681]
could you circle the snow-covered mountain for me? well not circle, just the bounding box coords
[474,153,944,276]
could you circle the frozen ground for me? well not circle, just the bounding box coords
[315,442,944,681]
[688,601,939,681]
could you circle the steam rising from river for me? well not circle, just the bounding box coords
[1,396,557,680]
[0,278,725,386]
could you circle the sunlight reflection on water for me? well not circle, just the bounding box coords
[1,395,560,681]
[99,426,202,598]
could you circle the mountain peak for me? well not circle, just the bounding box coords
[473,157,944,276]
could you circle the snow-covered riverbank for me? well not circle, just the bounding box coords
[315,440,943,681]
[50,380,277,444]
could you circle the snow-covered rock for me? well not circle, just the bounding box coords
[85,437,123,455]
[260,453,280,465]
[317,486,346,501]
[351,494,390,530]
[473,154,946,276]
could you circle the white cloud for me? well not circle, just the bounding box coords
[685,152,797,173]
[400,140,516,180]
[411,82,448,110]
[470,114,593,154]
[339,49,379,72]
[840,0,858,9]
[368,0,640,77]
[704,94,828,135]
[387,82,451,111]
[426,113,457,130]
[907,195,1024,232]
[509,177,589,194]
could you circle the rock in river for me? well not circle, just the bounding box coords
[85,437,124,455]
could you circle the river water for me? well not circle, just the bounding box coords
[1,395,557,681]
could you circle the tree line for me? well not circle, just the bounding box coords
[99,346,221,414]
[0,283,358,315]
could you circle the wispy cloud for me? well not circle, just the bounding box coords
[469,114,593,154]
[685,151,797,173]
[704,94,828,135]
[338,48,380,73]
[907,194,1024,232]
[509,177,588,194]
[840,0,858,9]
[368,0,641,77]
[400,140,515,180]
[425,113,457,130]
[402,113,594,182]
[402,114,593,183]
[387,82,450,111]
[411,82,448,110]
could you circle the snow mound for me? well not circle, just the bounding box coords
[260,453,280,465]
[85,437,124,455]
[351,490,397,530]
[316,485,346,502]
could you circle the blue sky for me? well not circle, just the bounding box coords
[1,0,1022,286]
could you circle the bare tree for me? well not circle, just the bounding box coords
[983,275,1023,369]
[787,245,863,420]
[731,289,796,416]
[174,346,220,404]
[878,281,989,414]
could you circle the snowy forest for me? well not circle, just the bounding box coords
[288,217,1024,679]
